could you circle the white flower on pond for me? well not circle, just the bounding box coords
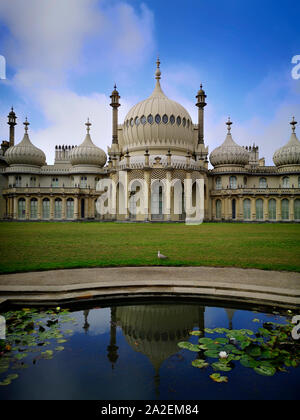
[219,351,228,359]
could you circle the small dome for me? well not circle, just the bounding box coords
[122,60,194,154]
[5,119,46,167]
[70,119,107,167]
[273,117,300,166]
[210,118,249,167]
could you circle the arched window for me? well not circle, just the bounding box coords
[15,176,22,187]
[140,115,146,125]
[229,176,237,189]
[42,198,50,219]
[135,117,140,126]
[268,199,276,220]
[18,198,26,219]
[30,177,36,187]
[155,114,161,124]
[147,114,153,124]
[243,199,251,220]
[176,116,181,126]
[256,199,263,220]
[294,199,300,220]
[30,198,38,219]
[215,177,222,190]
[170,115,175,125]
[282,177,289,188]
[66,198,74,219]
[162,114,168,124]
[151,181,164,220]
[52,178,59,187]
[54,198,62,219]
[259,177,267,188]
[216,200,222,219]
[298,177,300,188]
[80,176,87,188]
[281,199,289,220]
[243,177,247,187]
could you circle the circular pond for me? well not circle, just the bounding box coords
[0,299,299,400]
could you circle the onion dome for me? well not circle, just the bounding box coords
[273,117,300,166]
[210,118,249,167]
[5,118,46,167]
[70,119,107,167]
[122,58,194,154]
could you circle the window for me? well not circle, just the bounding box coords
[80,176,87,188]
[298,177,300,188]
[52,178,59,187]
[268,199,276,220]
[256,199,263,220]
[243,177,247,186]
[42,199,50,219]
[215,177,222,190]
[135,117,140,126]
[66,198,74,219]
[176,116,181,126]
[281,199,289,220]
[15,176,22,187]
[259,177,267,188]
[216,200,222,219]
[294,199,300,220]
[282,177,289,188]
[30,177,36,187]
[54,198,62,219]
[182,117,186,127]
[243,199,251,220]
[30,198,38,219]
[155,114,161,124]
[130,118,134,127]
[162,114,168,124]
[229,176,237,189]
[187,119,190,129]
[18,198,26,219]
[147,114,153,124]
[141,115,146,125]
[170,115,175,125]
[232,199,236,219]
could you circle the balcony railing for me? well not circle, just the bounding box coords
[210,187,300,195]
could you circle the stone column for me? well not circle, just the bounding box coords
[276,198,281,221]
[264,198,268,221]
[50,197,54,220]
[144,170,151,221]
[74,197,79,220]
[165,171,172,221]
[62,197,66,220]
[251,198,256,221]
[25,196,30,220]
[13,196,17,219]
[37,197,42,220]
[290,197,294,221]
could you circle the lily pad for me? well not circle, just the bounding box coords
[212,361,232,372]
[209,373,228,383]
[254,365,276,376]
[177,342,200,352]
[192,359,209,369]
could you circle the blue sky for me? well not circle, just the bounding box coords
[0,0,299,164]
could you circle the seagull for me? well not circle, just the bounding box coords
[158,250,168,259]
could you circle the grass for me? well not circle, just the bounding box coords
[0,222,300,274]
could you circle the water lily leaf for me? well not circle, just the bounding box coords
[214,328,229,334]
[57,339,67,344]
[258,328,271,337]
[214,337,228,345]
[198,338,214,345]
[192,359,209,369]
[246,346,261,357]
[177,342,200,352]
[204,328,215,334]
[15,353,27,360]
[204,350,220,358]
[254,365,276,376]
[209,373,228,383]
[0,378,11,386]
[55,346,64,352]
[252,318,260,323]
[212,361,232,372]
[240,356,258,368]
[7,373,18,380]
[190,331,202,336]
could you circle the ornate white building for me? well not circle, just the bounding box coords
[0,60,300,222]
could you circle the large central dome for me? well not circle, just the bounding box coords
[121,59,194,156]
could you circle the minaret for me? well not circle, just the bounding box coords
[7,107,17,147]
[195,84,207,144]
[290,116,297,133]
[110,84,120,145]
[107,307,119,369]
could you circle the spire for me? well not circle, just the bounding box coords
[24,117,30,134]
[226,117,232,134]
[155,56,161,81]
[290,116,297,133]
[85,117,91,134]
[7,106,17,147]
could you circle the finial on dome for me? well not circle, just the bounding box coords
[85,118,91,134]
[24,117,30,134]
[155,56,161,80]
[226,117,232,133]
[290,116,297,133]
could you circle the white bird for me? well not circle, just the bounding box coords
[158,250,168,259]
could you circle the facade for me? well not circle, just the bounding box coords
[0,60,300,223]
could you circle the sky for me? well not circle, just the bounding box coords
[0,0,299,165]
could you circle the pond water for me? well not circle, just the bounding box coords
[0,299,299,400]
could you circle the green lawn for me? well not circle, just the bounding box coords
[0,222,300,274]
